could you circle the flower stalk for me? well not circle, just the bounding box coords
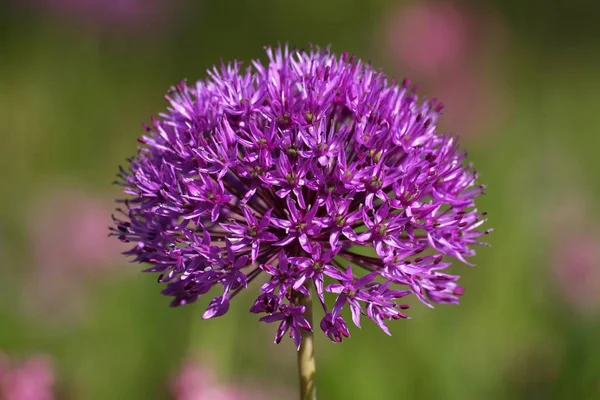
[296,292,316,400]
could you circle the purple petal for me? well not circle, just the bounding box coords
[349,301,362,328]
[202,296,230,319]
[275,234,295,247]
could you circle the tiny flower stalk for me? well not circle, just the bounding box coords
[295,291,316,400]
[110,45,489,398]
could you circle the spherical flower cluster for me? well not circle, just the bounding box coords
[111,46,489,348]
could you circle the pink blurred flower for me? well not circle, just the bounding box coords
[21,0,183,35]
[537,158,600,314]
[0,353,54,400]
[387,1,477,77]
[433,71,504,138]
[384,1,509,138]
[29,187,123,273]
[552,232,600,314]
[171,359,289,400]
[23,186,127,322]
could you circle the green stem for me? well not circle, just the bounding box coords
[296,292,317,400]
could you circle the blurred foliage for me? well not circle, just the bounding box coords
[0,0,599,399]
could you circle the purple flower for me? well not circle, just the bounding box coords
[288,243,338,303]
[250,293,280,314]
[111,45,489,346]
[222,208,277,263]
[260,251,309,298]
[271,198,322,253]
[326,266,379,328]
[259,305,312,350]
[320,313,350,343]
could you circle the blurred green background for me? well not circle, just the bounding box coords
[1,0,599,399]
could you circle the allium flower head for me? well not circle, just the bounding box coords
[111,45,489,347]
